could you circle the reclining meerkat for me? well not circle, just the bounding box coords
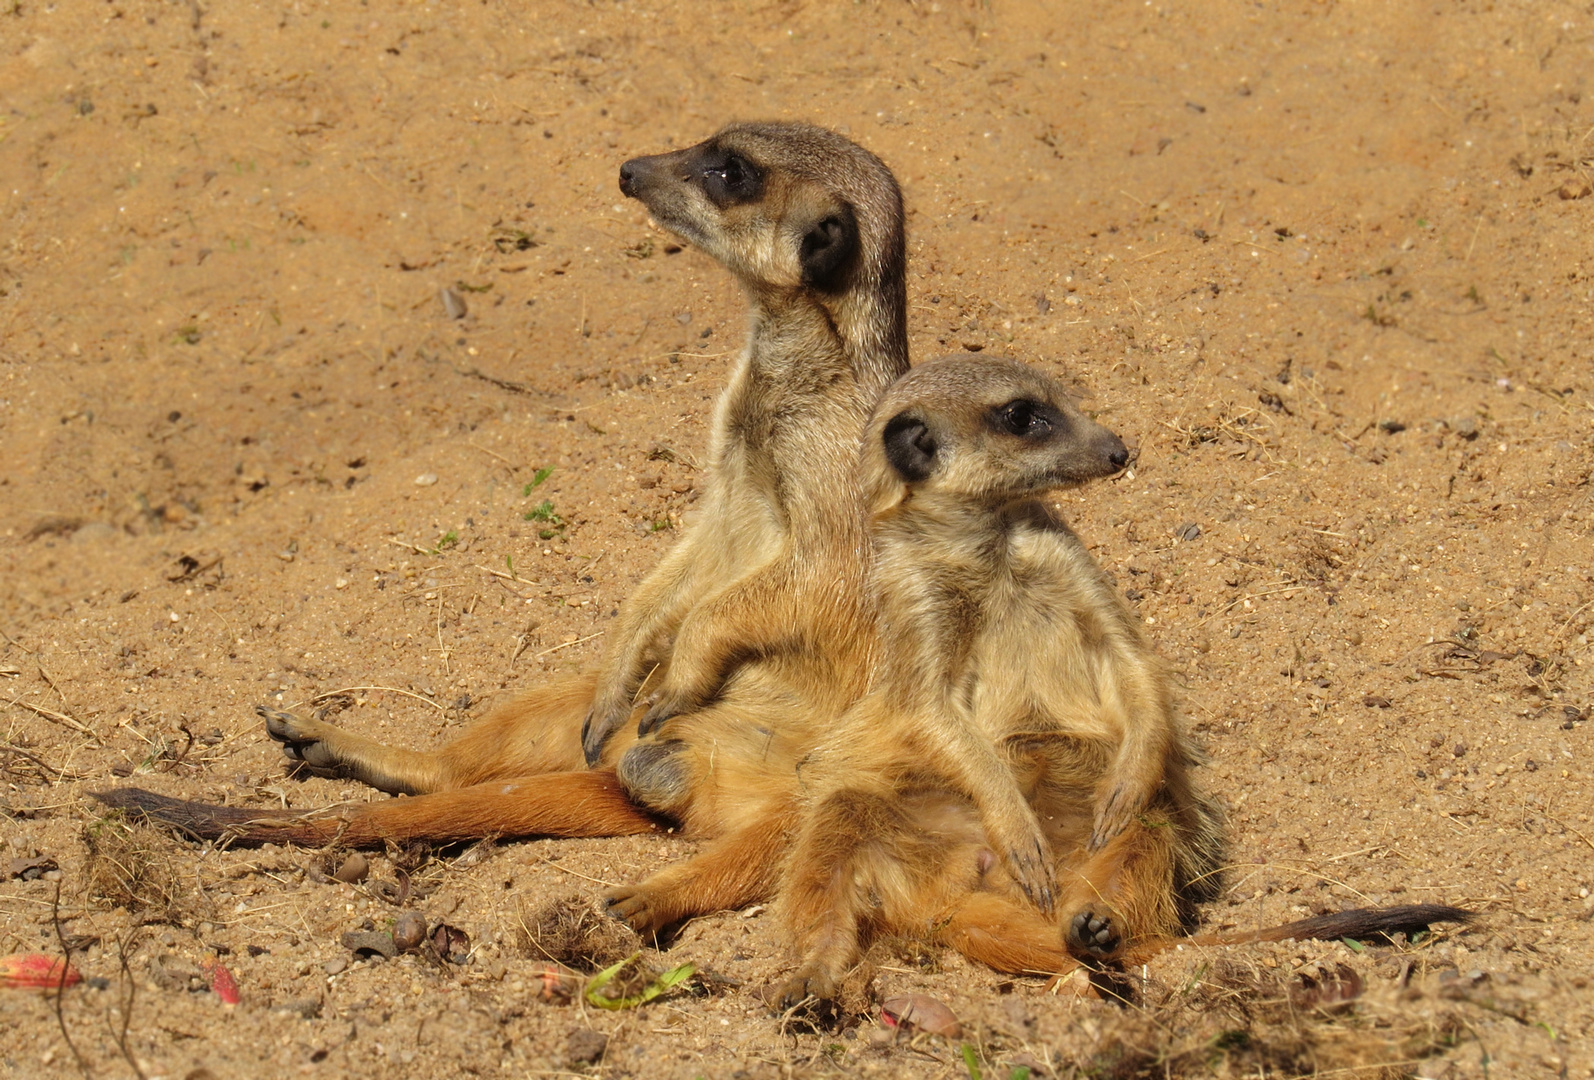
[98,123,1052,923]
[774,357,1470,1004]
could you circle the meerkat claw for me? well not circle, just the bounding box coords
[636,705,676,736]
[999,833,1056,913]
[581,702,633,765]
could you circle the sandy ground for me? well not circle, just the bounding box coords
[2,1,1592,1077]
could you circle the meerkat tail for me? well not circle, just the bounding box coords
[1201,902,1475,945]
[1121,903,1475,962]
[93,770,666,848]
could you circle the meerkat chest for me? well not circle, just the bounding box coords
[959,532,1129,741]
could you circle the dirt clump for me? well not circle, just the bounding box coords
[81,819,210,927]
[513,893,641,971]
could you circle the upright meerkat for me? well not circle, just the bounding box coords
[580,123,908,763]
[254,121,905,797]
[775,358,1469,1004]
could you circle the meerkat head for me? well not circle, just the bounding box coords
[863,355,1130,514]
[618,123,905,352]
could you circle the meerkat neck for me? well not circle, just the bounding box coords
[833,250,908,386]
[739,224,907,389]
[886,493,1020,541]
[737,293,851,386]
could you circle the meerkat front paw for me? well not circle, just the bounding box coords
[634,684,700,736]
[1088,782,1146,852]
[581,694,636,765]
[1066,905,1123,961]
[1002,834,1057,914]
[772,966,838,1011]
[983,810,1056,912]
[603,883,671,935]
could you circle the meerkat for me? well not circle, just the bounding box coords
[580,121,912,766]
[773,357,1470,1004]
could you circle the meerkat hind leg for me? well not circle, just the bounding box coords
[606,806,793,935]
[936,890,1082,980]
[262,706,445,796]
[775,788,903,1009]
[262,675,596,796]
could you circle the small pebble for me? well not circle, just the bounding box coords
[1451,416,1479,440]
[323,957,347,976]
[340,931,397,960]
[333,853,369,884]
[440,287,468,319]
[392,911,427,952]
[274,998,322,1019]
[414,473,439,487]
[1176,522,1202,542]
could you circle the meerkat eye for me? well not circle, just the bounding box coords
[700,152,762,204]
[993,399,1056,438]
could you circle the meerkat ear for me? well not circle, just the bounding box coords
[798,203,858,290]
[882,412,937,484]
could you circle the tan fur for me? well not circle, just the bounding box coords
[772,359,1469,1004]
[776,356,1223,1002]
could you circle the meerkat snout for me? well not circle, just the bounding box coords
[986,395,1129,479]
[1086,421,1131,475]
[617,157,645,197]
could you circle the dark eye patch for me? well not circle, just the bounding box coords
[990,399,1062,439]
[698,149,763,205]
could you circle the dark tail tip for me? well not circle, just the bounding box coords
[1278,903,1476,944]
[91,787,195,820]
[91,787,289,846]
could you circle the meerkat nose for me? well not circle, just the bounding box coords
[618,159,641,196]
